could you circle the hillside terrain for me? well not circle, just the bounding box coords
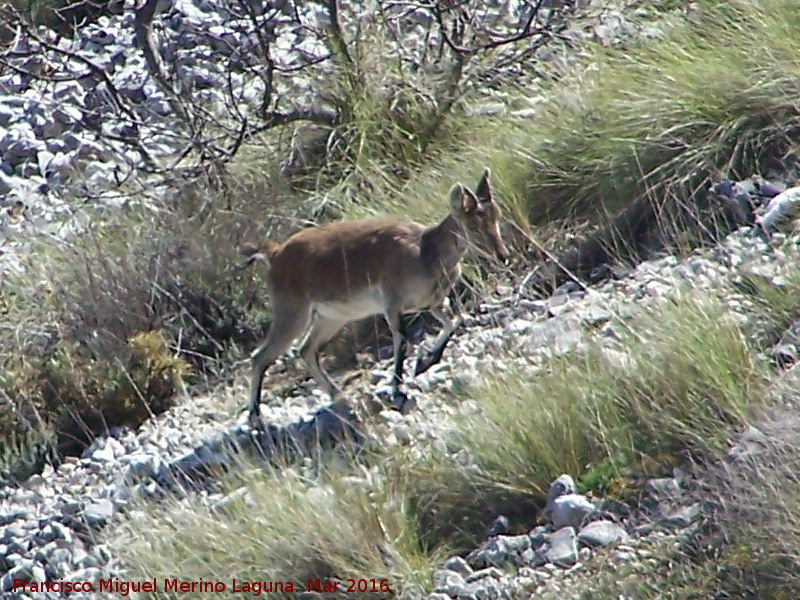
[1,0,800,599]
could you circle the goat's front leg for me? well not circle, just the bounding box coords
[415,303,462,376]
[383,308,410,409]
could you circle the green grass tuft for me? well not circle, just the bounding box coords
[515,0,800,225]
[118,461,435,600]
[438,296,765,534]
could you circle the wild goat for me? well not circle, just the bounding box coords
[240,168,507,424]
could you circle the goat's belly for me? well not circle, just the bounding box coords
[315,293,385,321]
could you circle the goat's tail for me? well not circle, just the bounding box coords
[234,240,280,271]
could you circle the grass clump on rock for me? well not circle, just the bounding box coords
[414,296,766,545]
[118,462,435,600]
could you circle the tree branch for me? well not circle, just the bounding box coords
[133,0,189,122]
[325,0,355,66]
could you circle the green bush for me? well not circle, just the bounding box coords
[405,296,766,545]
[0,331,188,467]
[117,463,434,600]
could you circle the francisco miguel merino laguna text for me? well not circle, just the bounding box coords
[14,576,392,595]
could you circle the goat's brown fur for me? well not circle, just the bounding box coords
[243,168,507,424]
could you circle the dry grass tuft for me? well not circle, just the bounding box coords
[118,461,435,600]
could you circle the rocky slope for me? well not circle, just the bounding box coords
[2,195,800,597]
[2,1,800,599]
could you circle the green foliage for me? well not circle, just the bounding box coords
[272,23,471,222]
[517,0,800,225]
[118,462,435,600]
[386,448,541,550]
[28,190,280,380]
[43,331,188,447]
[446,296,764,526]
[0,426,58,486]
[0,330,188,463]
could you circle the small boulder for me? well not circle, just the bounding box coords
[546,474,576,505]
[466,535,530,569]
[432,570,464,597]
[83,499,115,527]
[485,515,509,537]
[756,186,800,234]
[544,526,578,567]
[726,425,769,465]
[546,493,596,529]
[459,579,502,600]
[642,477,681,509]
[661,502,702,529]
[577,519,627,548]
[440,556,472,578]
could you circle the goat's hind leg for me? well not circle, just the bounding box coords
[249,302,311,424]
[299,314,348,399]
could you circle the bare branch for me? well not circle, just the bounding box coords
[325,0,355,66]
[236,0,278,120]
[133,0,189,122]
[247,108,340,135]
[0,0,572,198]
[20,31,131,118]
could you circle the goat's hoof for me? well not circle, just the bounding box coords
[414,352,440,376]
[388,391,416,414]
[247,410,263,429]
[375,387,416,414]
[398,394,417,414]
[387,390,407,410]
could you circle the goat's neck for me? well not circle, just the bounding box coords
[421,213,468,273]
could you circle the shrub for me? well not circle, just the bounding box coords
[0,330,188,469]
[117,462,434,600]
[406,296,766,544]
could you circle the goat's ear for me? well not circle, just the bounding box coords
[475,167,493,204]
[451,183,480,214]
[451,182,482,213]
[449,183,466,212]
[464,187,481,213]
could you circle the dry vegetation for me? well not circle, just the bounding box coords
[115,290,786,599]
[119,460,436,600]
[111,0,800,596]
